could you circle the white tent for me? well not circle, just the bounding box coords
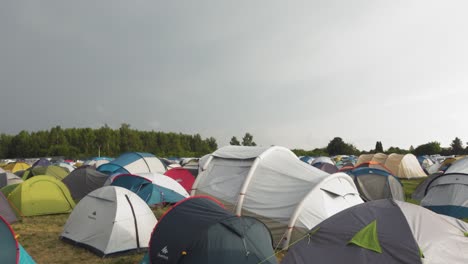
[384,153,427,179]
[445,157,468,174]
[191,146,363,248]
[60,186,157,256]
[310,156,334,166]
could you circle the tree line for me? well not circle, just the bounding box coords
[292,137,468,157]
[0,124,218,159]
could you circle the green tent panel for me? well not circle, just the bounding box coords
[1,184,20,198]
[8,176,75,216]
[348,220,382,253]
[22,165,68,181]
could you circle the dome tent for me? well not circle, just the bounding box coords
[144,196,277,264]
[62,166,109,201]
[22,165,69,180]
[163,167,195,192]
[0,215,36,263]
[191,146,363,248]
[347,167,404,201]
[97,152,166,175]
[420,173,468,218]
[282,199,468,264]
[0,172,23,188]
[384,153,427,179]
[61,186,157,257]
[110,173,188,205]
[8,176,75,216]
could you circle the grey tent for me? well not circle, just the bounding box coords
[0,172,23,189]
[282,199,468,264]
[346,167,404,201]
[411,172,443,201]
[0,192,17,223]
[62,166,109,201]
[420,173,468,218]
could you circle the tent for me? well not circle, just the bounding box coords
[22,165,69,180]
[32,158,51,167]
[354,161,393,174]
[62,166,109,201]
[282,199,468,264]
[83,157,113,168]
[192,146,363,248]
[180,158,199,177]
[420,173,468,218]
[3,162,30,173]
[145,196,277,264]
[54,162,75,173]
[110,173,188,205]
[356,153,388,166]
[0,172,23,188]
[0,215,36,264]
[346,167,404,201]
[164,167,195,192]
[0,192,17,223]
[312,163,338,174]
[310,156,334,166]
[97,152,166,175]
[445,156,468,174]
[384,153,427,179]
[1,184,20,198]
[8,176,75,216]
[61,186,157,257]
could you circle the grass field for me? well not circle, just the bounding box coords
[9,178,467,264]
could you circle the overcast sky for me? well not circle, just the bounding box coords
[1,1,468,150]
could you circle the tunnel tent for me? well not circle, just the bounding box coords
[192,146,363,248]
[384,153,427,179]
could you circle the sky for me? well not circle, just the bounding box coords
[1,1,468,151]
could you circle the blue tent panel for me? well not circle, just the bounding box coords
[424,205,468,219]
[19,244,36,264]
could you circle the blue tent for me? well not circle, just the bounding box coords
[0,216,36,264]
[97,152,166,175]
[110,174,187,205]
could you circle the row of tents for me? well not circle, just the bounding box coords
[1,147,467,263]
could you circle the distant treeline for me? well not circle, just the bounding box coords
[0,124,218,159]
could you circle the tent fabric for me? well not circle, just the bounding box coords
[282,199,422,264]
[54,162,75,173]
[347,167,404,201]
[312,163,338,174]
[356,153,388,167]
[62,166,109,201]
[61,186,157,257]
[0,172,23,189]
[310,156,334,166]
[97,152,166,175]
[1,184,20,198]
[0,215,36,264]
[0,192,17,223]
[355,161,393,174]
[411,172,444,201]
[192,146,363,248]
[384,154,427,179]
[420,173,468,218]
[147,196,277,264]
[163,167,195,192]
[32,158,51,167]
[445,157,468,174]
[22,165,69,181]
[3,162,31,173]
[110,173,188,205]
[8,176,75,216]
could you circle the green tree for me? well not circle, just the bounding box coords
[414,141,441,156]
[326,137,359,156]
[230,136,240,145]
[375,141,383,153]
[242,133,256,146]
[450,137,464,155]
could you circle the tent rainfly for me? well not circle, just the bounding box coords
[191,146,363,248]
[384,153,427,179]
[97,152,166,175]
[62,166,109,201]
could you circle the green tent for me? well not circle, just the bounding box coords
[1,183,20,197]
[22,165,69,180]
[8,176,75,216]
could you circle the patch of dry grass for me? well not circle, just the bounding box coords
[11,206,169,264]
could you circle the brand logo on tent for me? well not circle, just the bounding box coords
[176,179,182,182]
[157,246,169,260]
[88,211,97,220]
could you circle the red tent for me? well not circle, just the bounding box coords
[164,167,195,192]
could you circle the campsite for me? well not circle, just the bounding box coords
[1,144,467,264]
